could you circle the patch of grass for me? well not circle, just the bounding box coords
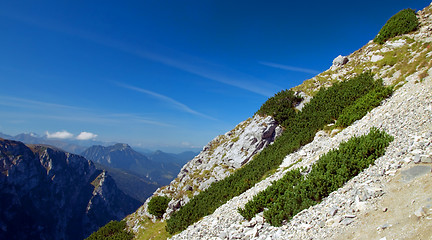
[86,220,133,240]
[418,69,429,81]
[91,172,104,188]
[396,47,432,80]
[376,52,398,67]
[135,218,171,240]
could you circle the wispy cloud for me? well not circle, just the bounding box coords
[259,61,320,75]
[125,50,279,97]
[0,12,279,97]
[104,113,176,127]
[46,130,73,139]
[115,82,217,121]
[0,96,85,111]
[0,96,175,127]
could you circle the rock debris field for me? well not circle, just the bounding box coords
[171,66,432,239]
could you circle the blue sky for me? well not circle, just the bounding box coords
[0,0,430,152]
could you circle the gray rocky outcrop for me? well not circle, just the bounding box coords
[129,115,282,223]
[332,55,349,68]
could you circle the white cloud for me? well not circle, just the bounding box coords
[46,130,74,139]
[76,132,98,140]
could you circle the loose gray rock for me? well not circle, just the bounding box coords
[332,55,349,67]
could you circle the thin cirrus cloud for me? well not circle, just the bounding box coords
[259,61,321,75]
[0,95,86,111]
[115,82,218,121]
[1,12,279,97]
[125,49,280,97]
[0,96,174,127]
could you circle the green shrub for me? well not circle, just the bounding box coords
[336,85,393,127]
[148,196,171,218]
[239,128,393,226]
[238,169,303,220]
[256,89,302,125]
[374,9,419,44]
[86,220,133,240]
[165,72,384,234]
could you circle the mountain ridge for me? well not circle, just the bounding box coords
[81,143,190,186]
[124,3,432,239]
[0,138,141,239]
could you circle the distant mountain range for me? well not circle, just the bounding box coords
[81,144,197,186]
[0,132,110,154]
[0,132,198,203]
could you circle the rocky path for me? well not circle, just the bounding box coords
[171,63,432,239]
[335,164,432,240]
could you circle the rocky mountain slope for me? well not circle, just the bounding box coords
[0,132,87,154]
[123,3,432,239]
[0,139,141,239]
[130,115,282,222]
[168,65,432,240]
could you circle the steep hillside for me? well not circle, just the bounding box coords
[0,139,140,239]
[120,3,432,239]
[130,115,282,223]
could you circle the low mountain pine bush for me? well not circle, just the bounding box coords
[374,9,419,44]
[239,128,393,226]
[148,196,171,218]
[256,89,302,125]
[336,84,393,127]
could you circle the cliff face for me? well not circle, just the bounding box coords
[0,139,140,240]
[129,115,282,223]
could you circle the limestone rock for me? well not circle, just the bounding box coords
[332,55,349,67]
[414,206,427,217]
[131,115,283,221]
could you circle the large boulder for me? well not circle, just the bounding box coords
[332,55,349,67]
